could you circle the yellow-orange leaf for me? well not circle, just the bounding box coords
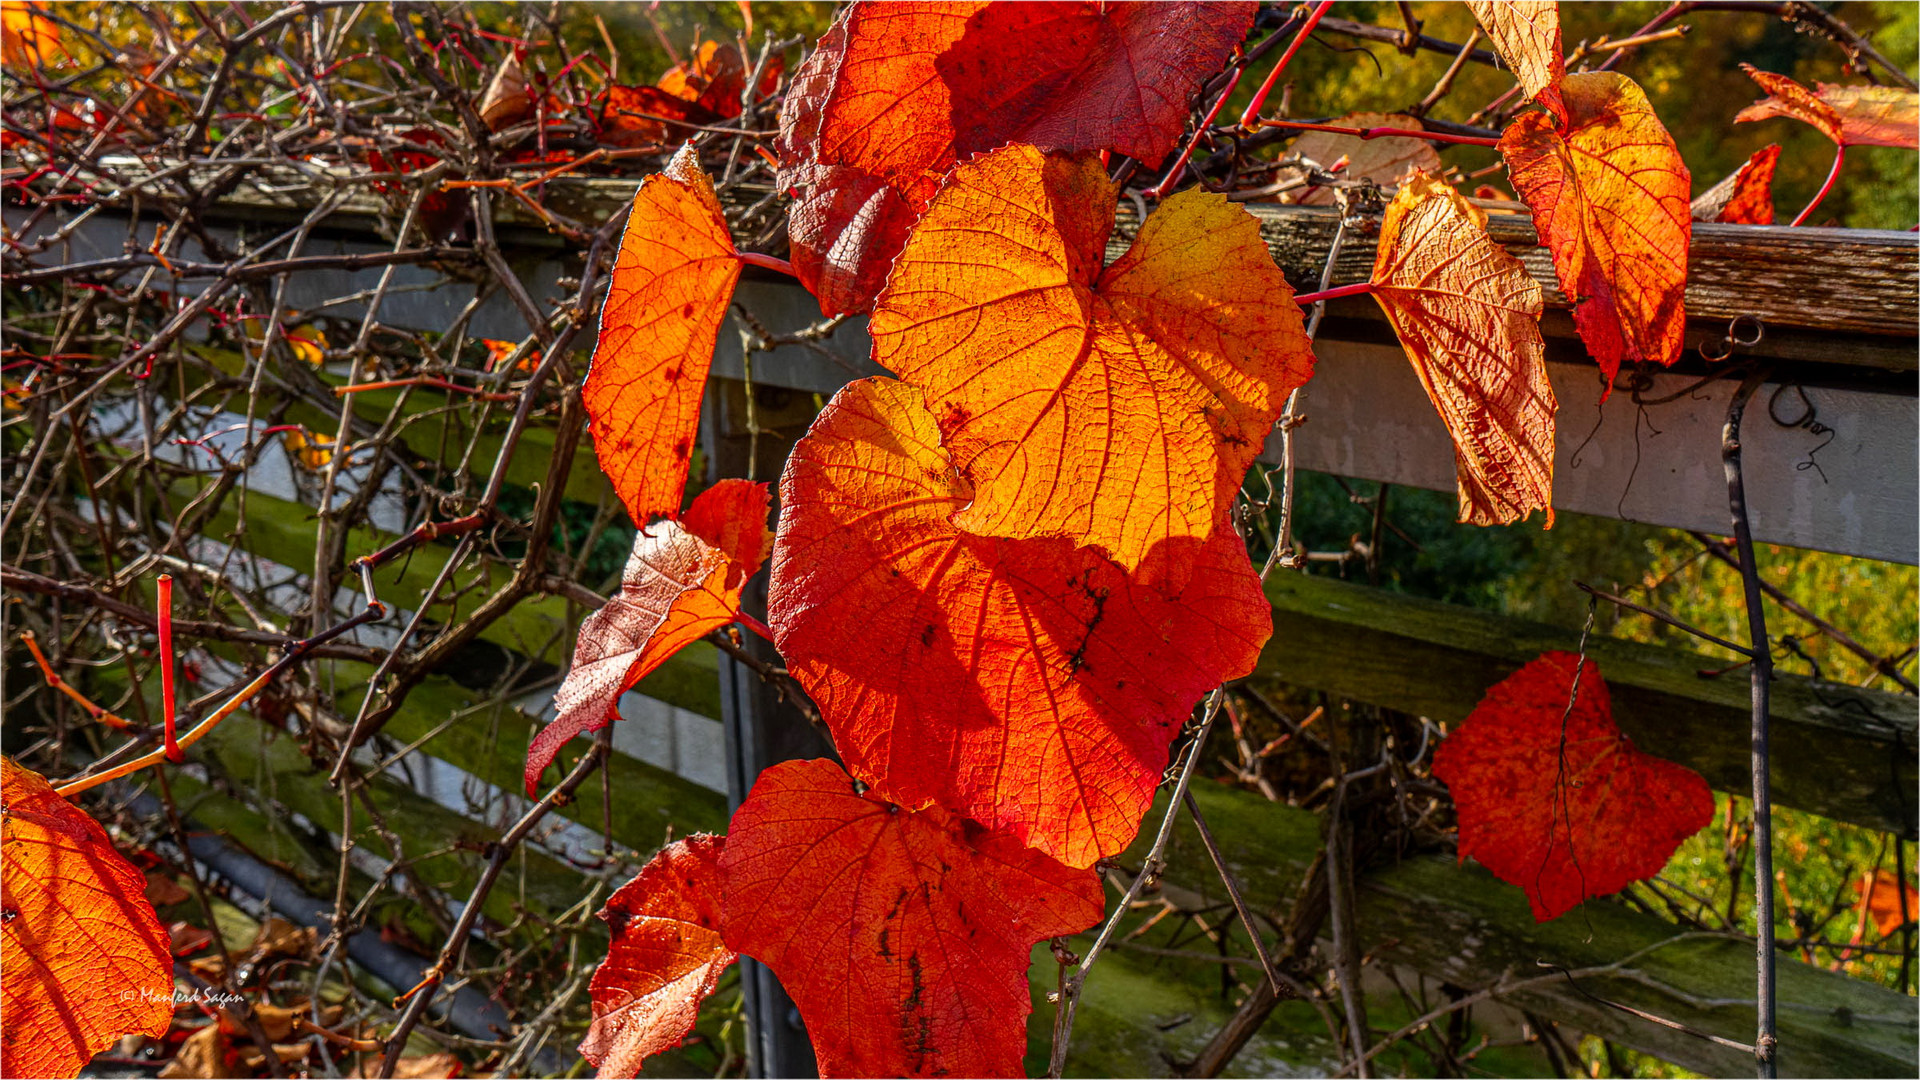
[2,757,173,1079]
[1,1,64,70]
[1277,112,1441,206]
[1502,71,1690,381]
[870,145,1314,577]
[1369,173,1554,526]
[1466,0,1565,125]
[585,146,740,526]
[1736,66,1919,149]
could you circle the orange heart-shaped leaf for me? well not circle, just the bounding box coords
[1466,0,1566,126]
[1369,173,1555,527]
[1277,112,1442,206]
[871,145,1314,576]
[585,147,740,526]
[777,1,1254,313]
[524,480,770,794]
[3,757,174,1079]
[1692,144,1780,225]
[1502,71,1691,381]
[768,378,1270,867]
[581,836,734,1079]
[1432,652,1714,922]
[718,758,1104,1079]
[1736,66,1918,148]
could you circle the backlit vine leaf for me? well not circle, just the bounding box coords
[525,481,770,795]
[1369,173,1555,527]
[718,758,1104,1078]
[1502,71,1691,381]
[1736,65,1919,148]
[1,1,65,70]
[777,1,1255,313]
[1276,112,1441,206]
[1431,652,1714,922]
[1466,0,1566,126]
[585,147,740,526]
[657,40,782,119]
[581,836,734,1079]
[1691,144,1779,225]
[2,757,174,1079]
[768,378,1270,867]
[871,145,1314,576]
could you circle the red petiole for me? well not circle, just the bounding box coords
[1146,64,1243,200]
[737,252,797,277]
[1294,281,1375,306]
[1790,143,1845,227]
[1238,0,1334,132]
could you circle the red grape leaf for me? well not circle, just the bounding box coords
[1466,0,1566,127]
[1368,172,1555,527]
[718,758,1103,1078]
[1691,144,1780,225]
[1502,71,1691,382]
[596,85,723,149]
[581,836,734,1078]
[768,377,1270,867]
[1275,112,1442,206]
[1736,66,1919,148]
[656,40,782,120]
[584,146,740,526]
[525,481,771,795]
[776,1,1254,313]
[871,145,1314,577]
[1431,652,1714,922]
[2,757,173,1079]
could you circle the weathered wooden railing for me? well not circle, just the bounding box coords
[17,165,1918,1076]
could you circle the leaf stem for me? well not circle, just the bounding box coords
[736,251,797,277]
[1260,118,1501,147]
[1293,281,1375,306]
[158,574,182,763]
[19,629,132,729]
[1238,0,1335,131]
[1790,143,1844,227]
[734,612,776,644]
[333,377,519,402]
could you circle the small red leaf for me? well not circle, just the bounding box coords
[1692,144,1780,226]
[718,758,1104,1078]
[1735,66,1918,148]
[584,147,740,526]
[581,836,734,1078]
[525,481,770,795]
[769,378,1270,867]
[1431,652,1714,922]
[2,757,174,1079]
[776,1,1254,313]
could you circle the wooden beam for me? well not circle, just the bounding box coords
[1257,571,1918,837]
[1132,782,1920,1078]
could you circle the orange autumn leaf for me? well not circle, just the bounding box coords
[596,85,723,149]
[718,758,1104,1078]
[871,145,1315,576]
[479,54,531,132]
[1859,869,1919,939]
[1,1,64,70]
[1277,112,1441,206]
[1432,653,1714,922]
[524,481,770,794]
[1369,173,1555,527]
[1502,71,1691,381]
[281,428,336,470]
[585,147,740,526]
[768,378,1271,867]
[1736,66,1919,148]
[2,757,174,1079]
[1466,0,1565,126]
[1692,144,1780,225]
[777,1,1254,313]
[656,40,781,120]
[581,836,734,1079]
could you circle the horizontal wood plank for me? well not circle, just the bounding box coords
[1257,571,1918,837]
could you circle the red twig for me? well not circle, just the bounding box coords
[334,378,519,403]
[1146,64,1243,200]
[1260,118,1501,148]
[158,574,183,763]
[1239,0,1334,131]
[736,251,797,277]
[1791,143,1845,227]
